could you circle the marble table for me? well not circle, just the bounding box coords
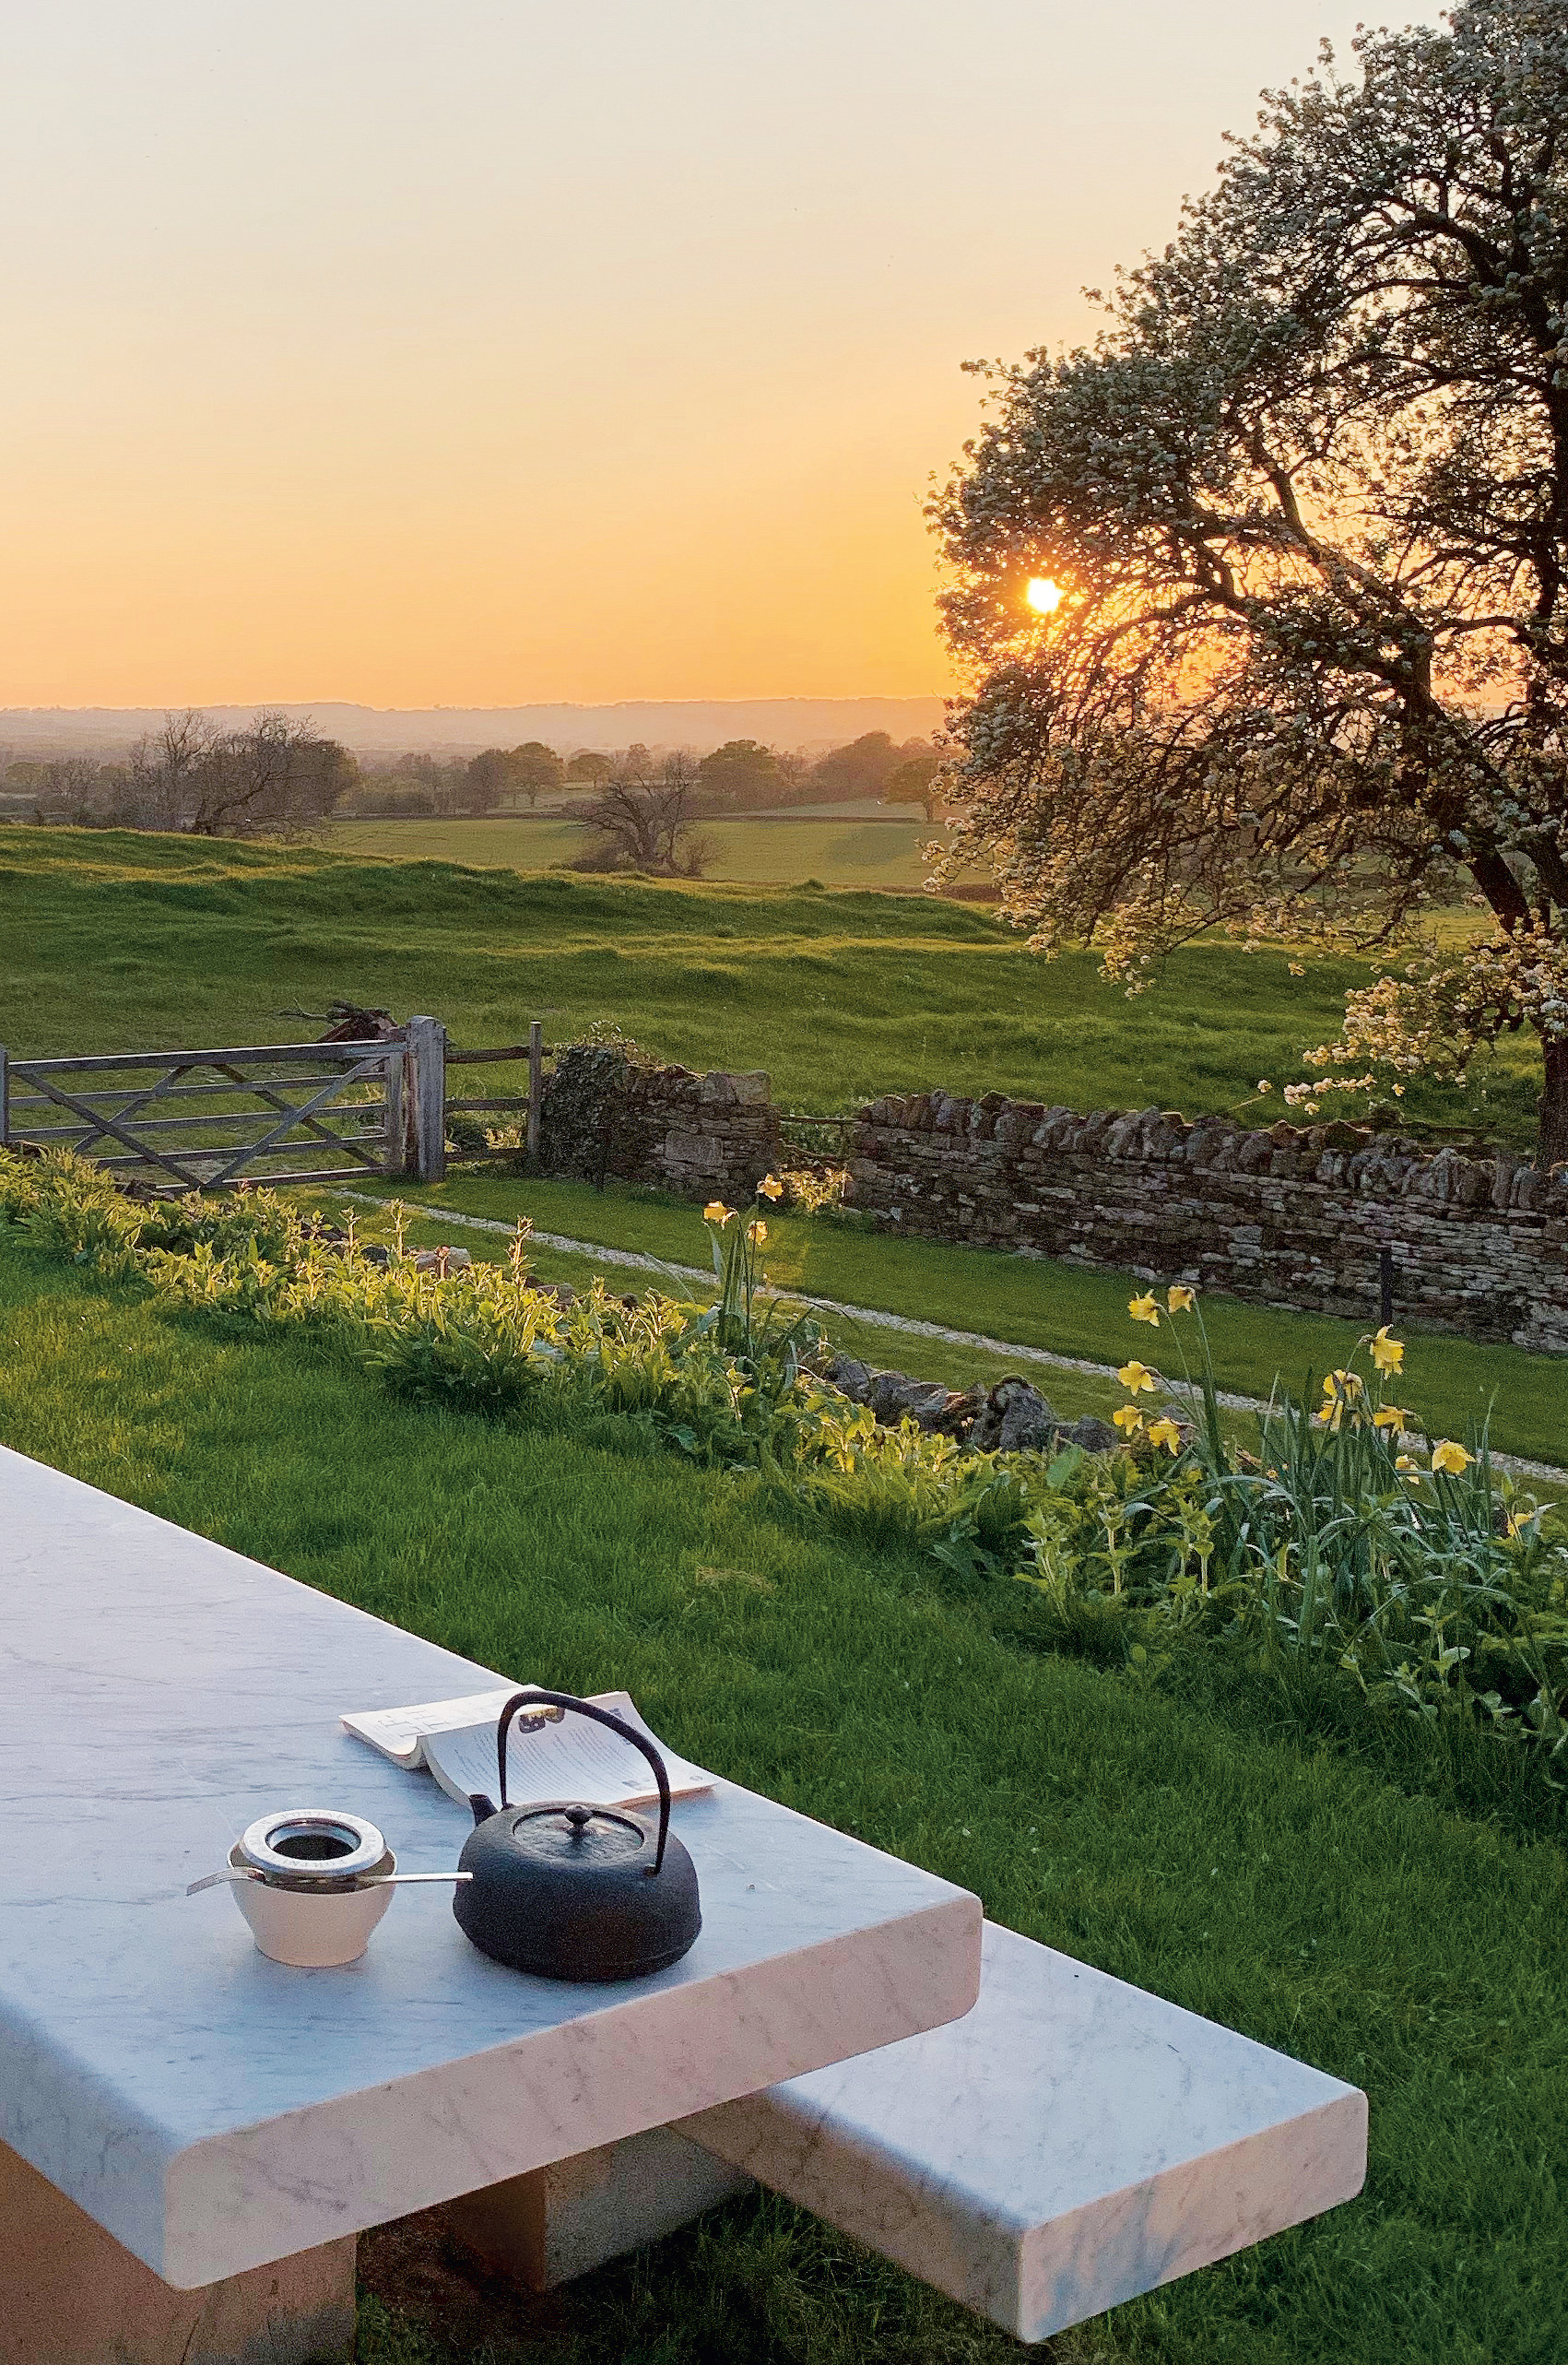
[0,1447,981,2309]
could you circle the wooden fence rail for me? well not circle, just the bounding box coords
[438,1019,548,1170]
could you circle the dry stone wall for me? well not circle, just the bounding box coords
[537,1044,782,1203]
[848,1092,1568,1355]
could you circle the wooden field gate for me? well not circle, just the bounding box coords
[0,1017,550,1194]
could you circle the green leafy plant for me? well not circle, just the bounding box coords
[697,1177,819,1379]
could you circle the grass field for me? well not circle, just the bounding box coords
[324,807,952,891]
[0,827,1543,1141]
[4,1238,1565,2365]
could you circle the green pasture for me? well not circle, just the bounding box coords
[0,827,1542,1141]
[3,1239,1565,2365]
[323,807,949,890]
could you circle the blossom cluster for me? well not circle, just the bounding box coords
[1289,926,1568,1114]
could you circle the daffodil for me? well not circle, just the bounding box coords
[759,1175,784,1200]
[1167,1284,1197,1313]
[1396,1453,1420,1474]
[703,1201,732,1225]
[747,1219,767,1244]
[1128,1293,1161,1326]
[1369,1326,1405,1376]
[1147,1415,1181,1454]
[1505,1509,1537,1540]
[1322,1369,1363,1403]
[1372,1405,1409,1432]
[1112,1402,1144,1434]
[1117,1359,1158,1393]
[1432,1440,1472,1475]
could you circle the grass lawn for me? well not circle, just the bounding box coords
[3,1238,1565,2363]
[337,1175,1568,1469]
[0,827,1543,1141]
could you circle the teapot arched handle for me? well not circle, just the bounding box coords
[492,1688,674,1875]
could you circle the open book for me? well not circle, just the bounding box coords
[341,1687,713,1815]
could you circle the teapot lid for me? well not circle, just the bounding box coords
[508,1803,648,1867]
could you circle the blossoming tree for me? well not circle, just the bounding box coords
[931,0,1568,1163]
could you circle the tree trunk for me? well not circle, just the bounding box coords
[1539,1035,1568,1170]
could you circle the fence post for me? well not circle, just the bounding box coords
[0,1047,7,1151]
[408,1015,447,1184]
[383,1046,406,1179]
[526,1020,543,1168]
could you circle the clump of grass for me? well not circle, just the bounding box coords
[1019,1291,1568,1763]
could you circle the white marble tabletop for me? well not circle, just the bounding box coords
[0,1447,981,2287]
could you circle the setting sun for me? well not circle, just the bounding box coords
[1026,577,1065,613]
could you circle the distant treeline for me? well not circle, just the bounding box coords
[337,730,940,822]
[5,718,943,834]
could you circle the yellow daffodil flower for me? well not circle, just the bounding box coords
[1167,1284,1197,1313]
[747,1220,767,1244]
[1117,1359,1158,1393]
[1128,1293,1161,1326]
[1112,1402,1144,1434]
[1372,1405,1409,1431]
[703,1201,732,1225]
[1505,1509,1536,1540]
[1147,1415,1181,1454]
[1369,1326,1405,1375]
[1396,1453,1420,1474]
[759,1175,784,1200]
[1432,1440,1472,1475]
[1322,1368,1363,1402]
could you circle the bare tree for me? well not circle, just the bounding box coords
[116,712,354,835]
[124,711,218,830]
[578,750,712,874]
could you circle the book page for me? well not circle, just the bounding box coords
[421,1692,713,1812]
[341,1687,522,1766]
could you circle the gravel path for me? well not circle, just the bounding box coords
[335,1191,1564,1486]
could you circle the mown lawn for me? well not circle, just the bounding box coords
[340,1175,1568,1470]
[0,826,1543,1141]
[3,1237,1565,2365]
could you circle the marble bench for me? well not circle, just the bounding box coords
[460,1921,1367,2346]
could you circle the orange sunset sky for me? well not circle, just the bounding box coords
[0,3,1435,710]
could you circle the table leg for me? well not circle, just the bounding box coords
[0,2136,356,2365]
[446,2127,752,2289]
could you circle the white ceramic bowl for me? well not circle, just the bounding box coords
[228,1842,396,1967]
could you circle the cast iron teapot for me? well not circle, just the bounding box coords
[453,1687,701,1981]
